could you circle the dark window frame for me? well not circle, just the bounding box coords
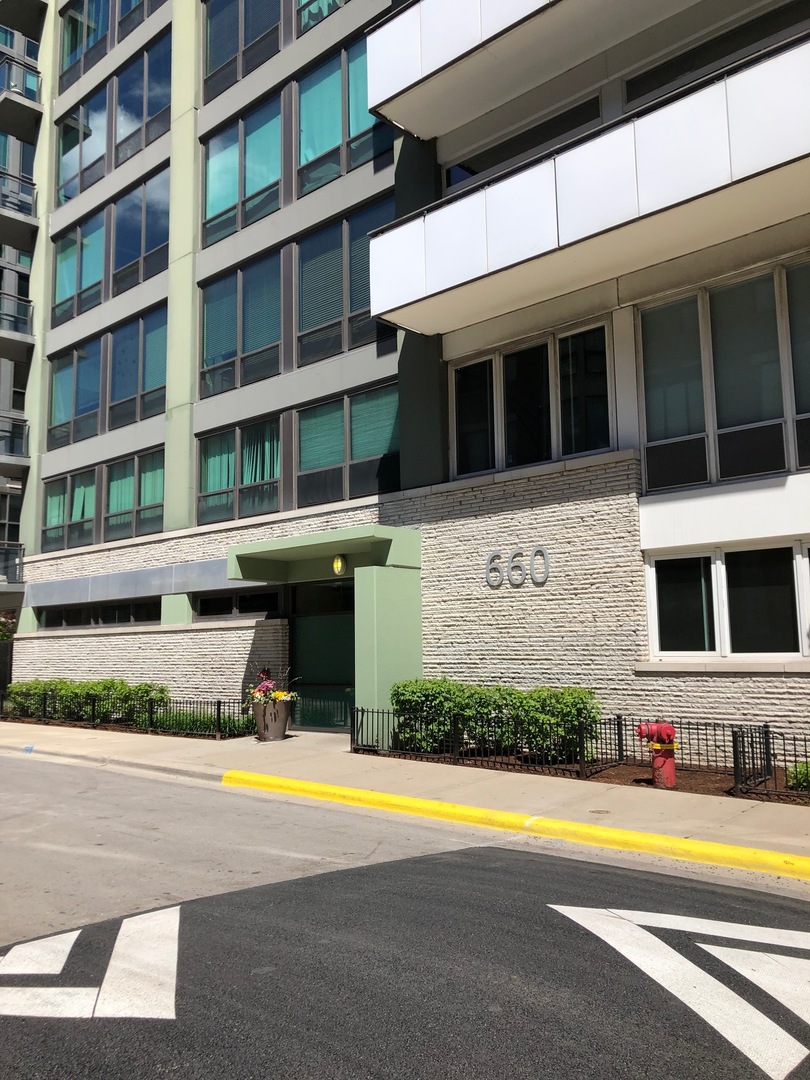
[56,85,111,206]
[37,598,162,629]
[112,167,170,296]
[192,587,283,620]
[202,0,282,104]
[108,305,168,430]
[197,416,282,525]
[52,211,107,326]
[113,31,172,168]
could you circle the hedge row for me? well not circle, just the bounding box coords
[389,678,601,756]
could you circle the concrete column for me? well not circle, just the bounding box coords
[612,306,641,452]
[161,593,193,626]
[354,564,422,710]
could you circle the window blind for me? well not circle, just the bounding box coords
[299,401,344,471]
[350,385,399,460]
[206,0,238,75]
[299,223,342,331]
[349,199,394,314]
[298,55,342,165]
[242,254,280,353]
[203,275,238,366]
[143,307,168,391]
[244,98,281,197]
[244,0,280,45]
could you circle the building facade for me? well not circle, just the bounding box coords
[5,0,810,729]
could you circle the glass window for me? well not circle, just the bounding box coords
[726,548,799,653]
[143,307,168,399]
[79,212,105,293]
[239,419,280,516]
[299,55,342,169]
[114,188,142,272]
[297,0,340,35]
[203,0,279,99]
[0,27,14,49]
[144,170,170,255]
[788,264,810,416]
[116,53,144,141]
[0,133,8,172]
[503,344,551,469]
[61,0,110,81]
[347,40,373,143]
[106,450,164,540]
[68,471,96,548]
[350,385,399,461]
[199,430,236,523]
[642,298,705,442]
[456,361,494,476]
[204,123,239,230]
[205,0,238,76]
[75,339,101,418]
[299,400,344,472]
[54,233,78,306]
[112,170,170,294]
[50,357,74,429]
[48,338,102,449]
[110,319,140,405]
[202,273,238,395]
[559,326,610,456]
[656,557,715,652]
[42,479,68,551]
[299,223,342,333]
[242,253,280,362]
[146,33,171,122]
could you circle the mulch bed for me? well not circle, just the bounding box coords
[590,762,810,805]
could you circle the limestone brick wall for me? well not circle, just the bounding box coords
[12,620,289,699]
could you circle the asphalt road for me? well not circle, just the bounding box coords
[2,759,810,1080]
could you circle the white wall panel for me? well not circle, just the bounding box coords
[424,191,488,295]
[727,41,810,180]
[369,219,426,316]
[556,124,639,246]
[366,5,422,108]
[420,0,481,78]
[480,0,547,39]
[635,83,730,216]
[640,473,810,551]
[485,160,557,271]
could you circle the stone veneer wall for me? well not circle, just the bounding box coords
[14,455,810,726]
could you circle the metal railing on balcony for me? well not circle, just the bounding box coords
[0,170,35,217]
[0,60,40,102]
[0,414,28,457]
[0,542,23,584]
[0,293,32,336]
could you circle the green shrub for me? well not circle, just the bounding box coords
[389,678,602,758]
[6,678,170,724]
[786,760,810,792]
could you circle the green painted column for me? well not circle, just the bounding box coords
[17,607,37,634]
[354,565,422,710]
[161,593,192,626]
[162,0,201,532]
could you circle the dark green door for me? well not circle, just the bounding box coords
[291,583,354,729]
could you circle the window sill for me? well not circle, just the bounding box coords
[16,617,273,639]
[635,660,810,674]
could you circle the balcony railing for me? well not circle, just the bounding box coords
[0,170,35,217]
[0,542,24,584]
[0,415,28,457]
[0,293,32,336]
[0,60,40,103]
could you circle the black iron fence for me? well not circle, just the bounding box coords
[351,709,810,800]
[3,688,253,739]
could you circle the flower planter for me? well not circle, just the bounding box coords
[253,699,291,741]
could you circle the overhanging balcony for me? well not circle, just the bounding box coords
[0,541,25,604]
[0,294,34,363]
[0,0,47,40]
[0,171,37,252]
[367,0,707,141]
[370,39,810,335]
[0,415,29,477]
[0,61,43,144]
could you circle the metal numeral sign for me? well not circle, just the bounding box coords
[485,546,550,588]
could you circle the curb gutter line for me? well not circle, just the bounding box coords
[221,770,810,882]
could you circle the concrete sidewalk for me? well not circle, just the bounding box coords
[1,721,809,876]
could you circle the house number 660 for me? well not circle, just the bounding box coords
[484,546,551,588]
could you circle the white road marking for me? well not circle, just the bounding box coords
[551,906,809,1080]
[610,909,810,951]
[699,944,810,1027]
[94,906,180,1019]
[0,987,98,1018]
[0,930,81,975]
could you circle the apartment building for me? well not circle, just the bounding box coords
[6,0,810,729]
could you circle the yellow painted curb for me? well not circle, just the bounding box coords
[221,770,810,882]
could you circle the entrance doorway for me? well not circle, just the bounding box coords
[290,581,354,730]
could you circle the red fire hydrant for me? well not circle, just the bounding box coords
[636,722,678,790]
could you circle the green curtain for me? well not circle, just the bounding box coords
[349,198,394,314]
[107,459,135,514]
[299,400,344,472]
[203,274,238,366]
[205,124,239,220]
[298,223,343,331]
[70,471,95,522]
[139,450,164,506]
[243,253,280,353]
[80,213,105,290]
[350,385,399,461]
[143,306,168,390]
[244,98,281,198]
[50,357,74,425]
[44,480,67,527]
[200,431,235,493]
[241,419,279,484]
[54,233,78,304]
[298,54,342,166]
[347,40,373,139]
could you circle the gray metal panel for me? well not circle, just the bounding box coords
[87,565,174,602]
[45,272,170,357]
[40,415,167,478]
[25,576,93,607]
[193,342,400,434]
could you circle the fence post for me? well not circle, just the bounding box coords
[147,698,155,734]
[577,720,587,779]
[732,728,742,796]
[40,690,48,723]
[615,714,625,764]
[762,723,773,781]
[451,715,460,762]
[90,695,96,727]
[215,700,222,741]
